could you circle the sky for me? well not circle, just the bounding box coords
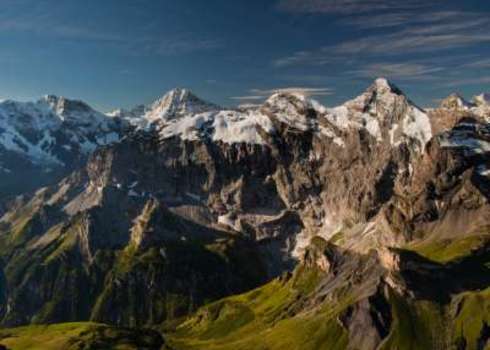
[0,0,489,111]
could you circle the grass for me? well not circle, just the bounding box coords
[0,322,164,350]
[380,292,446,350]
[165,265,350,350]
[406,234,490,263]
[451,287,490,350]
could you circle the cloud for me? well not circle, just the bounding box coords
[443,76,490,87]
[230,87,334,103]
[237,103,263,109]
[0,6,222,56]
[333,33,490,56]
[250,87,334,97]
[276,0,434,15]
[0,12,124,43]
[329,11,490,56]
[463,59,490,69]
[273,10,490,67]
[273,50,337,67]
[349,63,444,80]
[230,96,265,101]
[338,11,473,29]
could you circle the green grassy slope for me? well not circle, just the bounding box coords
[0,322,165,350]
[166,236,490,350]
[166,266,348,350]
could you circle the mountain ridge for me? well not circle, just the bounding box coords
[0,78,488,349]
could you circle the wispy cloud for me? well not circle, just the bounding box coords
[463,59,490,69]
[333,33,490,56]
[0,7,222,56]
[0,11,123,42]
[251,87,334,97]
[273,51,338,67]
[273,9,490,71]
[349,63,444,80]
[230,87,334,103]
[339,11,474,29]
[443,76,490,87]
[230,96,264,101]
[276,0,435,15]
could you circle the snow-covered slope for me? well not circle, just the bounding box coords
[473,93,490,107]
[325,78,432,150]
[111,88,220,129]
[472,93,490,121]
[113,78,431,152]
[0,95,129,167]
[0,78,435,176]
[440,93,475,110]
[437,92,490,122]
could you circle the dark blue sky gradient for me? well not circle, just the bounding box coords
[0,0,489,110]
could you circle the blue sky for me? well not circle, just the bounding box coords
[0,0,489,110]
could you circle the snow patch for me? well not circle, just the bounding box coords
[440,136,490,154]
[477,165,490,177]
[401,106,432,150]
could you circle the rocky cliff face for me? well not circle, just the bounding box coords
[0,79,488,335]
[171,233,490,349]
[0,96,130,206]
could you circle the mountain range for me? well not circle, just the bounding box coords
[0,78,489,350]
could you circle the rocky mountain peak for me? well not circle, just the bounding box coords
[343,78,407,115]
[474,93,490,107]
[106,105,146,121]
[325,78,431,150]
[41,95,93,117]
[372,77,402,95]
[264,91,312,114]
[144,88,219,123]
[440,93,474,110]
[262,91,320,132]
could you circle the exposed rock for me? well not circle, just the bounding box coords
[0,78,488,330]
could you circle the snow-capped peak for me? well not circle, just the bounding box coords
[0,96,128,166]
[340,78,406,116]
[373,77,400,93]
[106,105,146,121]
[41,95,91,115]
[263,91,322,131]
[144,88,219,124]
[440,93,474,110]
[370,77,405,99]
[325,78,431,150]
[474,93,490,107]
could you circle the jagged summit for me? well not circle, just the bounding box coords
[145,88,219,122]
[264,90,313,111]
[474,93,490,107]
[0,77,489,348]
[324,78,431,149]
[344,78,408,113]
[106,105,146,120]
[117,88,220,129]
[41,94,94,115]
[367,77,406,101]
[336,78,406,114]
[440,93,474,110]
[372,77,402,94]
[0,95,128,170]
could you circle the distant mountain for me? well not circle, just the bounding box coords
[108,88,219,129]
[0,95,130,205]
[0,79,489,349]
[474,92,490,106]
